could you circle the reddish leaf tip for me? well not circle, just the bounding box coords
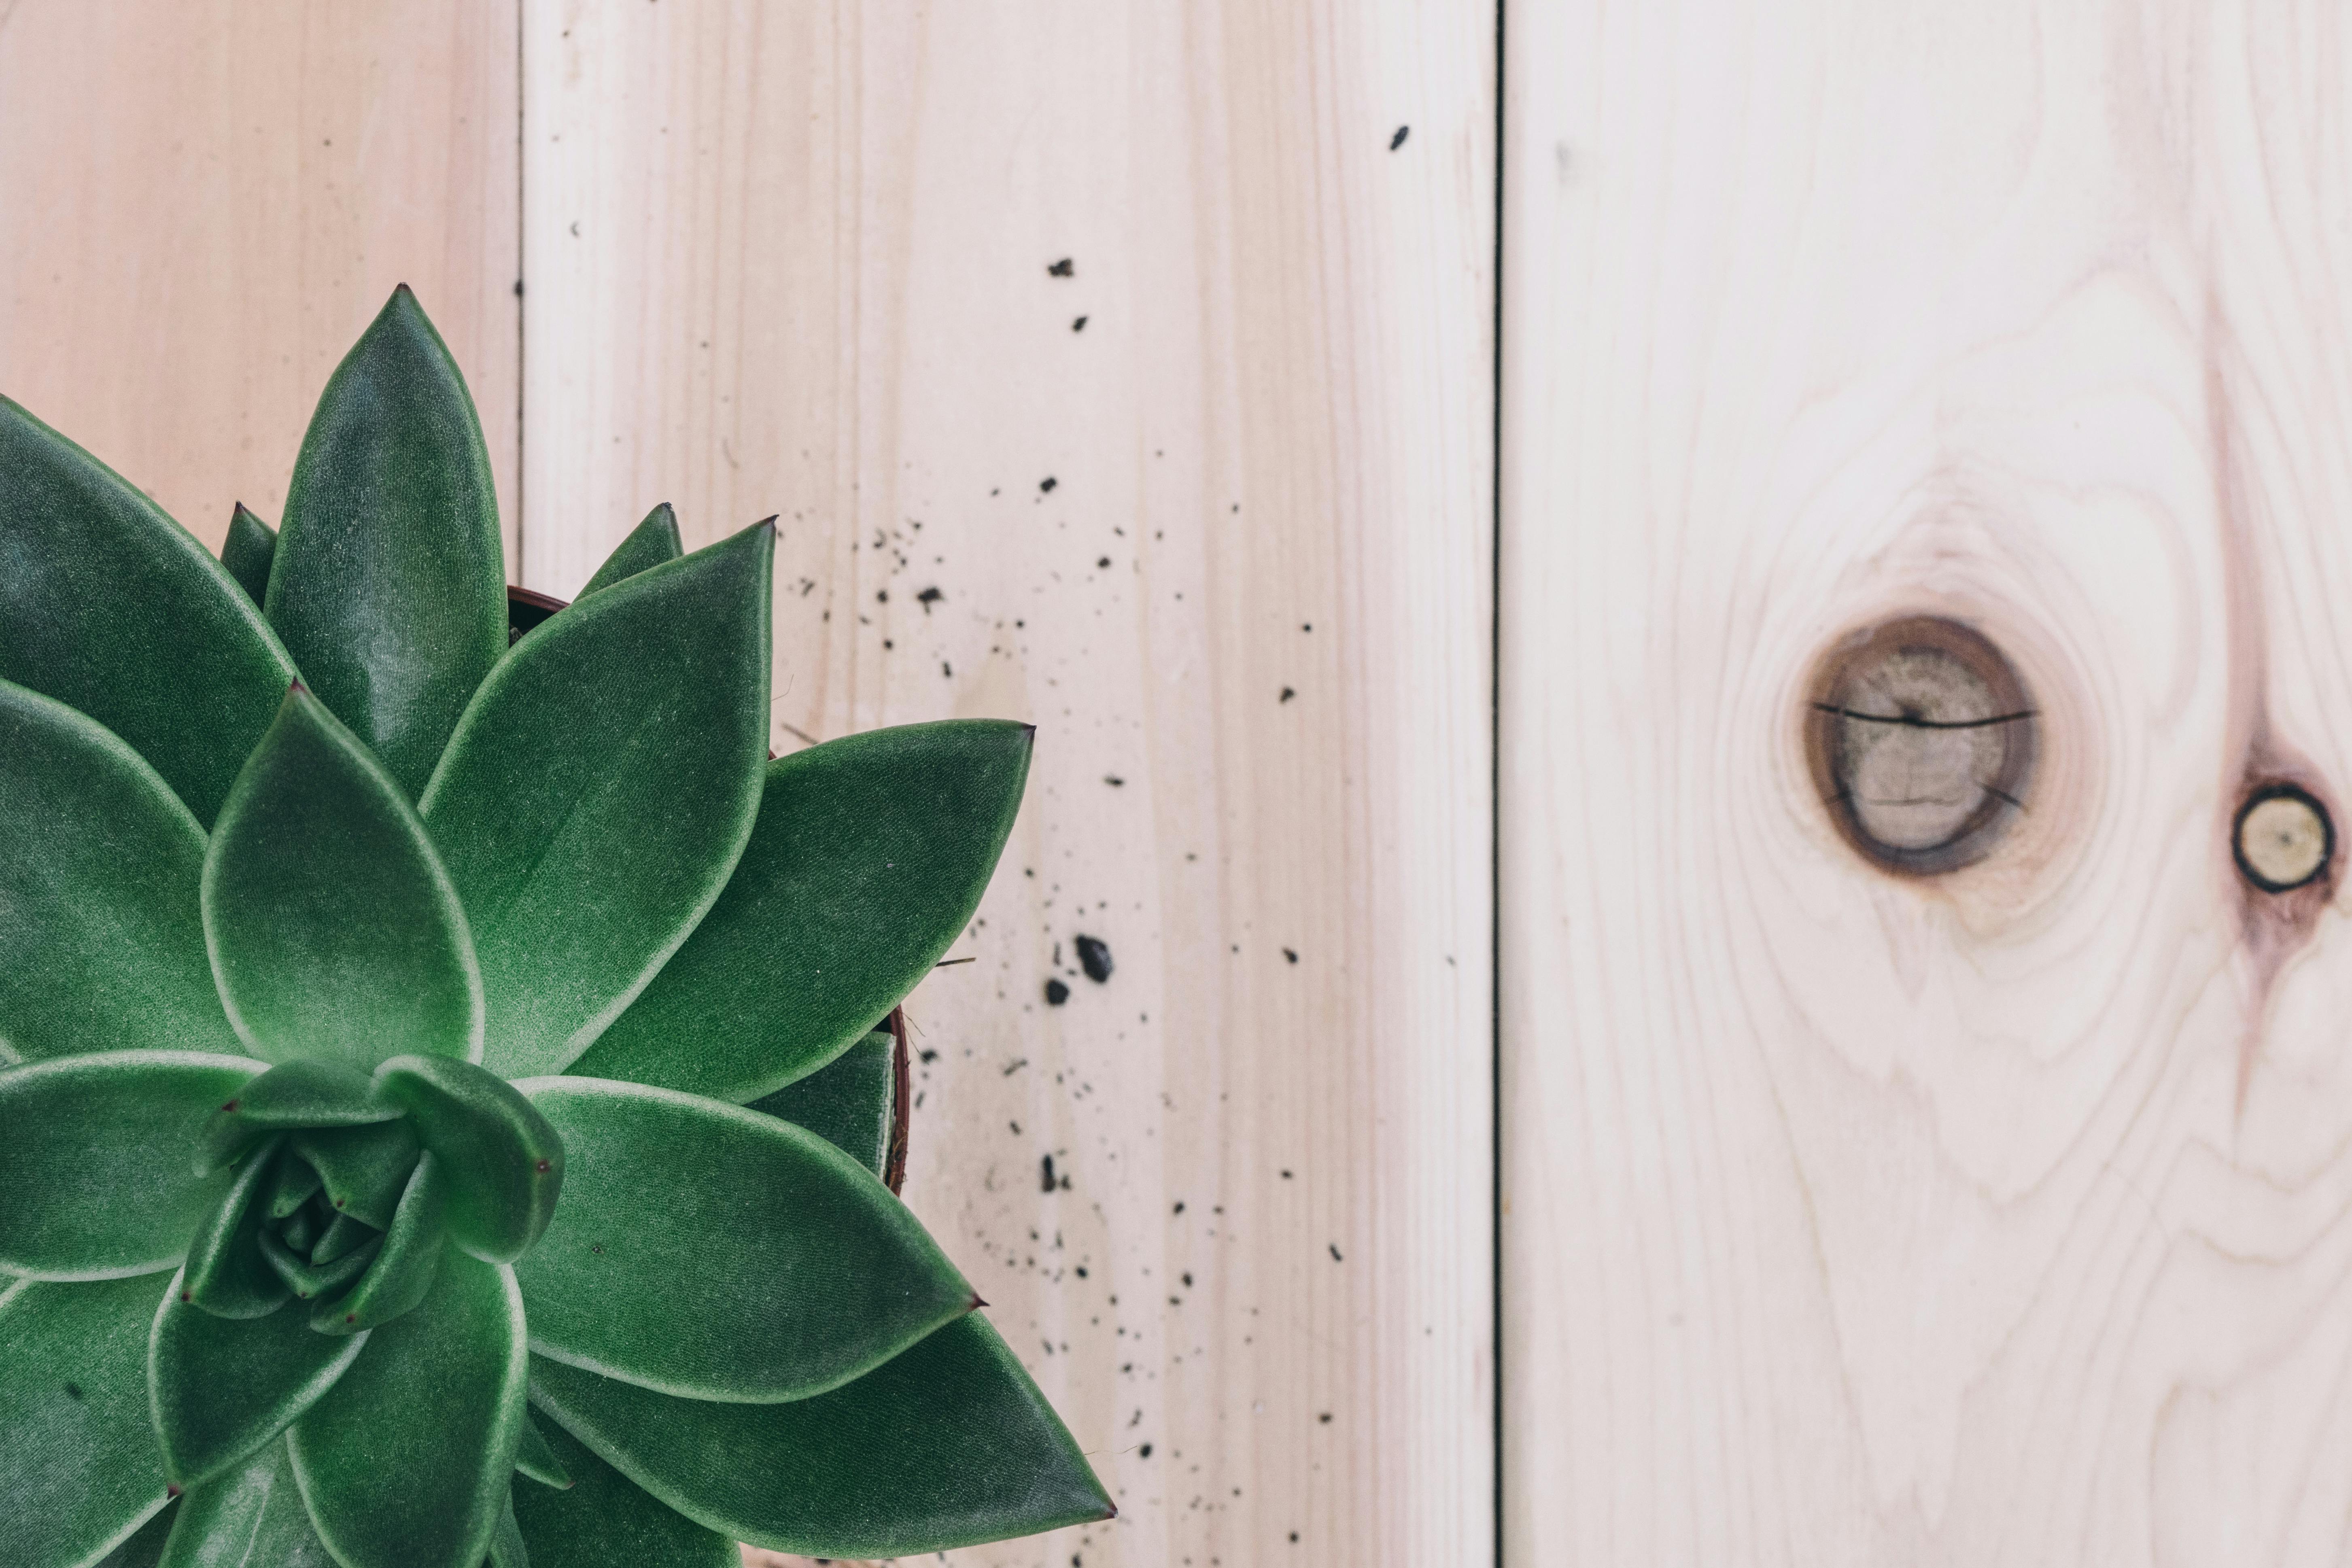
[535,1159,551,1173]
[344,1313,357,1324]
[221,1099,239,1112]
[178,1291,191,1303]
[166,1485,182,1500]
[970,1293,989,1310]
[1099,1501,1119,1521]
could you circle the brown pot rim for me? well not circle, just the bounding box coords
[504,585,914,1195]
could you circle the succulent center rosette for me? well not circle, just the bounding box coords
[0,289,1108,1568]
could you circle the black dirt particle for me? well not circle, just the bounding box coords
[1318,1411,1332,1423]
[1280,686,1296,702]
[917,586,943,610]
[1390,125,1410,151]
[1139,1442,1153,1458]
[1045,978,1071,1006]
[1049,258,1075,277]
[1041,476,1058,493]
[1329,1243,1344,1262]
[1283,948,1299,963]
[1105,775,1124,787]
[1073,315,1088,331]
[1097,556,1112,569]
[1075,934,1114,982]
[1041,1154,1057,1192]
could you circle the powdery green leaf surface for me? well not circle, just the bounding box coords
[574,722,1029,1102]
[747,1029,895,1180]
[202,687,483,1072]
[512,1410,570,1490]
[264,1150,322,1219]
[529,1315,1111,1558]
[265,287,505,799]
[179,1139,290,1319]
[220,507,276,609]
[0,397,296,826]
[371,1057,563,1262]
[199,1061,397,1176]
[149,1268,369,1489]
[160,1438,337,1568]
[311,1155,446,1335]
[516,1077,969,1403]
[577,503,682,597]
[487,1491,528,1568]
[0,679,240,1065]
[290,1121,421,1231]
[420,524,773,1080]
[290,1255,527,1568]
[0,1275,172,1565]
[510,1411,734,1568]
[0,1051,261,1279]
[257,1234,376,1303]
[308,1214,378,1269]
[95,1499,177,1568]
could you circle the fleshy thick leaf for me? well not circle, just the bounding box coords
[0,1275,172,1564]
[200,1061,397,1176]
[0,397,297,826]
[513,1411,571,1490]
[574,721,1030,1101]
[290,1254,528,1568]
[149,1267,368,1489]
[0,679,242,1064]
[510,1414,734,1568]
[265,1149,323,1218]
[161,1436,337,1568]
[290,1120,421,1231]
[97,1500,177,1568]
[266,286,507,798]
[747,1029,895,1180]
[203,686,484,1072]
[180,1139,291,1319]
[488,1490,529,1568]
[220,505,276,608]
[0,1051,261,1279]
[516,1077,969,1403]
[258,1233,378,1302]
[372,1056,563,1263]
[530,1315,1112,1558]
[312,1153,447,1335]
[308,1213,378,1269]
[420,524,774,1079]
[578,503,682,597]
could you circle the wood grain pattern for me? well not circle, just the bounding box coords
[1505,3,2352,1562]
[522,4,1495,1564]
[0,0,519,565]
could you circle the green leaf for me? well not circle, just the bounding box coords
[488,1489,529,1568]
[258,1233,378,1302]
[372,1057,564,1263]
[200,1059,404,1175]
[512,1077,968,1403]
[308,1213,378,1268]
[578,503,683,597]
[574,722,1030,1101]
[747,1029,895,1179]
[0,678,242,1064]
[290,1121,421,1231]
[265,1148,323,1218]
[311,1153,447,1335]
[511,1414,734,1568]
[0,1051,261,1279]
[512,1411,571,1490]
[202,686,484,1072]
[0,396,297,826]
[179,1137,291,1319]
[266,286,507,799]
[160,1436,337,1568]
[1,1275,174,1562]
[529,1315,1112,1558]
[289,1254,528,1568]
[221,505,276,608]
[420,523,774,1080]
[96,1498,177,1568]
[149,1267,369,1489]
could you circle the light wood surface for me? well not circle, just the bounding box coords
[0,0,519,566]
[526,4,1495,1566]
[1504,3,2352,1563]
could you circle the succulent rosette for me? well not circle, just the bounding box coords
[0,289,1109,1568]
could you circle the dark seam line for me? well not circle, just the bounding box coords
[1488,0,1507,1562]
[1809,704,2038,730]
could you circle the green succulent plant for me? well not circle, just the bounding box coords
[0,287,1110,1568]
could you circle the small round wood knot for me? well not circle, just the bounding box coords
[2233,783,2333,894]
[1804,616,2038,875]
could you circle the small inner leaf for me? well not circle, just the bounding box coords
[577,503,684,598]
[258,1234,379,1303]
[198,1060,400,1175]
[202,686,485,1073]
[290,1121,422,1231]
[181,1136,292,1320]
[308,1213,380,1269]
[221,505,278,608]
[266,1150,323,1220]
[371,1057,564,1263]
[512,1411,571,1491]
[311,1153,448,1335]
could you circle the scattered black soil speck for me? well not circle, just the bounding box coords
[1075,934,1114,982]
[1173,1200,1186,1214]
[1139,1443,1153,1458]
[1390,125,1410,151]
[1041,476,1058,493]
[917,586,943,610]
[1049,257,1075,277]
[1041,1154,1057,1192]
[1329,1243,1344,1262]
[1073,315,1089,331]
[1105,775,1124,787]
[1283,948,1299,964]
[1045,978,1071,1006]
[1096,556,1112,569]
[919,1048,940,1063]
[1280,687,1297,703]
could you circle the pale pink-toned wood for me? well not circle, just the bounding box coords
[1506,3,2352,1564]
[526,4,1495,1565]
[0,0,520,566]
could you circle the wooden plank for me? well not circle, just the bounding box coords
[0,0,520,565]
[523,4,1496,1564]
[1505,3,2352,1562]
